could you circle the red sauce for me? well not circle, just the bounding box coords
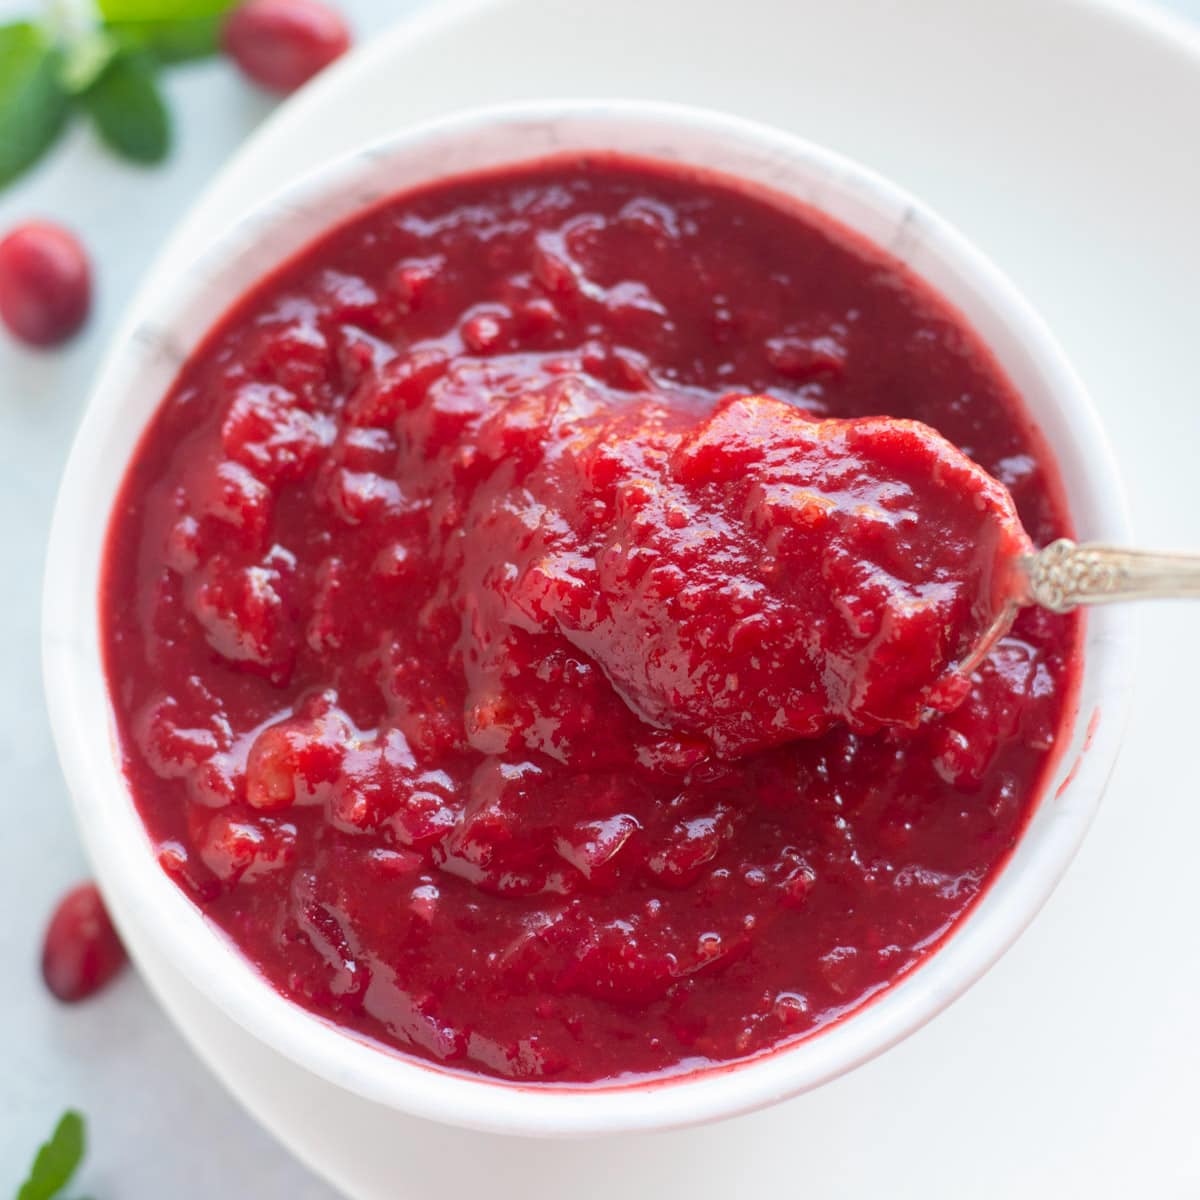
[101,158,1078,1083]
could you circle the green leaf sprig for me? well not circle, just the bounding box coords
[14,1110,88,1200]
[0,22,69,189]
[0,0,237,190]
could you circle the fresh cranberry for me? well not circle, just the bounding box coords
[0,222,91,347]
[223,0,351,93]
[41,883,127,1003]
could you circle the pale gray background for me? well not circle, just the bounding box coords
[1,1,1197,1196]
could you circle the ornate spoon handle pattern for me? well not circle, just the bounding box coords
[1021,538,1200,613]
[952,538,1197,682]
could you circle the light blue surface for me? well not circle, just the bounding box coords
[0,1,1196,1196]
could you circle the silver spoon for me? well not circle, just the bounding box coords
[958,538,1200,676]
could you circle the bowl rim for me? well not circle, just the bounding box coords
[42,98,1138,1137]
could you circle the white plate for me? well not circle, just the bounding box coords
[110,0,1200,1196]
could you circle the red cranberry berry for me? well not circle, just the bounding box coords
[223,0,351,94]
[41,882,128,1003]
[0,222,91,347]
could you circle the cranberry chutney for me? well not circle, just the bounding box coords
[102,157,1079,1084]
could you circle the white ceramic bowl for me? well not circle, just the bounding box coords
[43,100,1136,1138]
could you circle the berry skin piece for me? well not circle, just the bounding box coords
[222,0,351,94]
[41,882,128,1003]
[0,222,91,347]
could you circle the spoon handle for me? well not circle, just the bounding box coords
[1022,538,1200,613]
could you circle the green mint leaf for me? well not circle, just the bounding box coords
[0,22,70,190]
[98,0,235,20]
[60,29,122,94]
[85,50,171,164]
[16,1110,86,1200]
[105,15,226,65]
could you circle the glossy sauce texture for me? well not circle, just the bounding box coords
[102,159,1077,1082]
